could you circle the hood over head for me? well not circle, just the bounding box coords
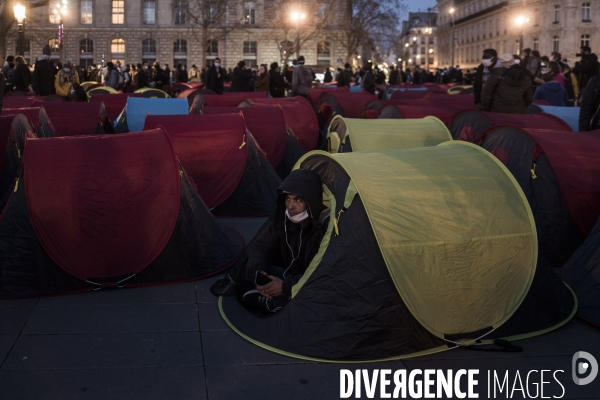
[277,168,323,220]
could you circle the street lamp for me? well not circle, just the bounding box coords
[290,10,306,58]
[515,15,529,54]
[449,7,456,68]
[14,3,26,57]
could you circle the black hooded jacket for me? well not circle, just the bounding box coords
[244,169,324,297]
[572,53,600,90]
[481,65,533,114]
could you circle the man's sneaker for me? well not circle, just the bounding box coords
[242,289,282,315]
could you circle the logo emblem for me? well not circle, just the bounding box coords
[572,351,598,385]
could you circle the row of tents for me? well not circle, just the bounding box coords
[0,86,598,363]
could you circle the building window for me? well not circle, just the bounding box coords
[316,40,330,66]
[16,39,31,64]
[582,3,591,21]
[174,1,187,25]
[49,39,61,60]
[420,47,425,54]
[111,38,125,63]
[429,37,434,45]
[318,3,328,19]
[81,0,93,24]
[206,40,218,66]
[112,0,124,24]
[49,4,61,23]
[79,39,93,68]
[421,37,425,45]
[553,5,560,23]
[533,37,539,51]
[581,34,591,48]
[143,1,155,24]
[533,9,539,26]
[243,40,257,67]
[552,35,559,52]
[244,2,256,25]
[174,39,187,68]
[142,39,156,64]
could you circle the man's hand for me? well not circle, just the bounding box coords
[257,274,283,298]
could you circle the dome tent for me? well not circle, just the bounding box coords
[218,142,575,361]
[0,129,242,297]
[114,97,188,133]
[327,115,452,153]
[144,113,281,216]
[478,126,600,267]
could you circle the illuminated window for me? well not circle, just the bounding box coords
[112,0,124,24]
[81,1,93,24]
[552,35,559,52]
[244,2,256,25]
[79,39,93,68]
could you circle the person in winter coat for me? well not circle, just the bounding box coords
[474,48,499,108]
[205,58,225,94]
[361,62,375,94]
[0,72,5,114]
[54,60,79,99]
[104,62,120,90]
[336,63,353,88]
[324,67,333,83]
[254,64,269,94]
[176,64,188,83]
[481,53,533,114]
[292,56,313,98]
[268,62,287,98]
[188,64,201,82]
[578,75,600,131]
[2,56,15,94]
[32,45,57,96]
[533,73,568,106]
[241,168,324,313]
[231,61,253,92]
[12,56,31,92]
[572,46,600,94]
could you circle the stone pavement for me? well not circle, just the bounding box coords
[0,217,598,399]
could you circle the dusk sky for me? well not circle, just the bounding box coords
[404,0,438,15]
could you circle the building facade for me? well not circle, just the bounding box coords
[398,11,439,71]
[436,0,600,71]
[5,0,348,70]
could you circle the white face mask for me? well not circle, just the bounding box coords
[514,59,521,65]
[541,68,550,75]
[285,209,309,223]
[63,68,70,72]
[482,59,493,67]
[214,63,220,67]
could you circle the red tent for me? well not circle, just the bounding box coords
[144,114,280,216]
[388,90,430,101]
[252,97,319,152]
[90,93,142,122]
[378,102,462,123]
[308,86,348,106]
[449,109,573,142]
[0,128,242,297]
[426,94,477,110]
[38,102,113,136]
[3,96,43,108]
[0,107,40,129]
[317,91,380,119]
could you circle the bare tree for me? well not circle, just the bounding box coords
[272,0,336,66]
[337,0,405,63]
[0,0,51,60]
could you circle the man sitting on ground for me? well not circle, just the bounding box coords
[241,169,324,314]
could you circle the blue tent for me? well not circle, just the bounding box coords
[538,105,580,131]
[115,98,188,132]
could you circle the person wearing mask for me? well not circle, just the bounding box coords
[546,61,566,86]
[104,61,120,90]
[268,62,287,98]
[578,75,600,131]
[533,73,568,106]
[254,64,270,94]
[572,46,600,95]
[474,48,499,108]
[206,58,225,94]
[481,54,532,114]
[291,56,312,98]
[231,61,253,92]
[2,56,15,94]
[12,56,31,92]
[54,60,79,100]
[32,45,57,96]
[188,64,201,82]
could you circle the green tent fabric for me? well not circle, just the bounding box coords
[218,141,575,361]
[327,115,451,153]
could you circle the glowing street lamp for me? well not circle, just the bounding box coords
[13,3,26,57]
[290,10,306,58]
[515,15,530,54]
[449,7,456,68]
[405,43,409,48]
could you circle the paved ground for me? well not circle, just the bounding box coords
[0,217,598,399]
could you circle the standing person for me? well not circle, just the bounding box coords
[548,61,566,85]
[533,73,568,106]
[361,62,375,94]
[163,64,172,86]
[231,61,253,92]
[291,56,312,98]
[524,49,541,79]
[269,62,286,98]
[205,58,225,94]
[572,46,600,95]
[134,63,148,90]
[254,64,269,94]
[54,60,79,100]
[337,63,353,88]
[578,75,600,131]
[104,62,120,90]
[176,64,188,83]
[324,67,333,83]
[473,48,499,109]
[32,45,57,96]
[188,64,201,82]
[0,71,6,114]
[2,56,15,94]
[388,65,400,84]
[481,54,532,114]
[12,56,31,92]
